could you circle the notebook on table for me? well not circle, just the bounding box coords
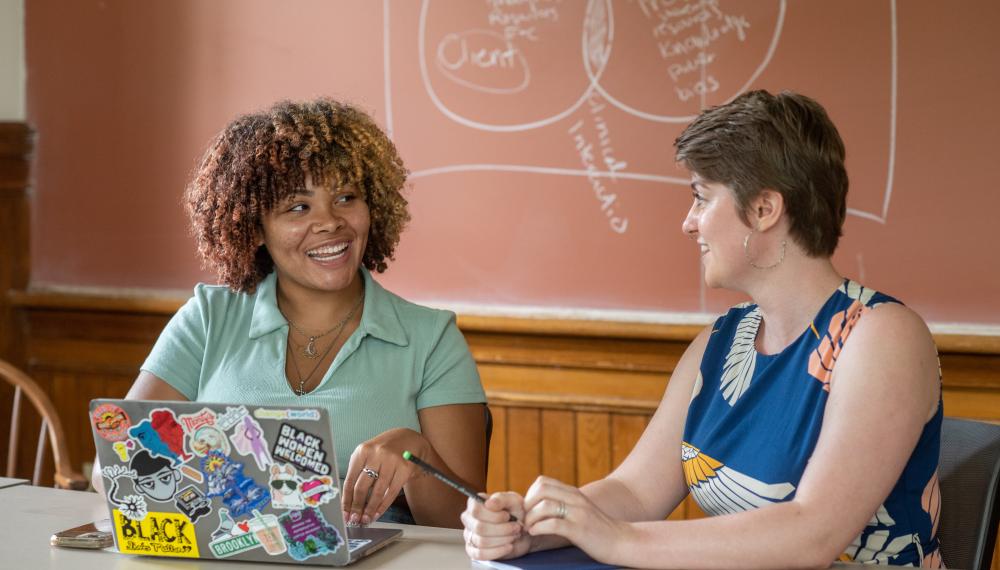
[89,398,401,566]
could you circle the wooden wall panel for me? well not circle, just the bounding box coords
[575,412,611,486]
[506,408,541,496]
[540,410,575,484]
[611,414,648,469]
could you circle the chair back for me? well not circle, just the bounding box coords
[938,416,1000,570]
[0,359,87,489]
[484,404,493,477]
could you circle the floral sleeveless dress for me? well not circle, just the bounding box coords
[683,280,943,566]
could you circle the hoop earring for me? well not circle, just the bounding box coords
[743,229,786,270]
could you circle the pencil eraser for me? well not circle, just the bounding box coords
[402,450,412,460]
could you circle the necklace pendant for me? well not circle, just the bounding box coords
[303,337,319,359]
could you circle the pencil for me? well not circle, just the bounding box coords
[402,450,517,522]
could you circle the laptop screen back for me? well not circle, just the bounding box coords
[89,399,366,566]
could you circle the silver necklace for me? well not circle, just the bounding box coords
[285,291,365,396]
[286,293,364,359]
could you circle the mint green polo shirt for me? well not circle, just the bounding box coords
[141,268,486,479]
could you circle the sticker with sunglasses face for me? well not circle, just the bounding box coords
[268,463,305,510]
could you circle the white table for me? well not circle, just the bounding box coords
[0,476,29,489]
[1,485,878,569]
[0,485,474,569]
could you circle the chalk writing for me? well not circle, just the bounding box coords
[567,92,629,234]
[486,0,560,41]
[436,30,530,94]
[635,0,751,103]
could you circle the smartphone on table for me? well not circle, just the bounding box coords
[50,519,114,549]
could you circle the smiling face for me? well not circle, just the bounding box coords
[259,176,370,298]
[681,175,754,289]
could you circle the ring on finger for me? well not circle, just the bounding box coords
[362,467,380,480]
[555,500,567,520]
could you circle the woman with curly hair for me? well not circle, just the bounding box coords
[94,98,488,529]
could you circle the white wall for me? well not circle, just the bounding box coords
[0,0,25,120]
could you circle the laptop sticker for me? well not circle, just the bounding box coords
[208,527,262,558]
[113,509,200,558]
[178,407,233,458]
[278,507,344,561]
[248,510,289,556]
[129,409,192,464]
[201,450,271,518]
[190,424,231,457]
[102,464,148,521]
[216,405,251,430]
[175,485,212,523]
[130,449,183,503]
[207,509,285,558]
[129,409,206,483]
[210,507,236,540]
[178,408,217,433]
[301,475,338,507]
[254,408,322,421]
[268,463,306,510]
[112,439,135,462]
[230,414,273,471]
[272,423,332,476]
[92,403,132,442]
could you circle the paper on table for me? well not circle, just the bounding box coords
[473,546,621,569]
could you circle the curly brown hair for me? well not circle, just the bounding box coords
[185,98,410,292]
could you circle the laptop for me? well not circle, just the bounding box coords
[89,398,401,566]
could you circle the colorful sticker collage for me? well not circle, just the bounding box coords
[90,403,358,562]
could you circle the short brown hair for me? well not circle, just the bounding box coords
[674,90,848,256]
[185,98,409,292]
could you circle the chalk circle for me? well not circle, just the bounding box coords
[435,29,531,95]
[419,0,606,132]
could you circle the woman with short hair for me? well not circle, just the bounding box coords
[462,90,943,568]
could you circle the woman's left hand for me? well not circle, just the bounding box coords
[342,427,426,526]
[522,476,637,564]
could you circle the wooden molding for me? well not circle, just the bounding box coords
[10,287,1000,356]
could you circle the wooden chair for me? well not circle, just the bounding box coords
[0,358,88,489]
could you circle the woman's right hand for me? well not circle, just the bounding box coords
[461,492,529,561]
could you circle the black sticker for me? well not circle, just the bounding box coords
[271,423,331,476]
[175,485,212,523]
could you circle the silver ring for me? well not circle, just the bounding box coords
[555,500,567,519]
[362,467,379,480]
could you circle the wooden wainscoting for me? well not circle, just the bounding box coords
[6,291,1000,534]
